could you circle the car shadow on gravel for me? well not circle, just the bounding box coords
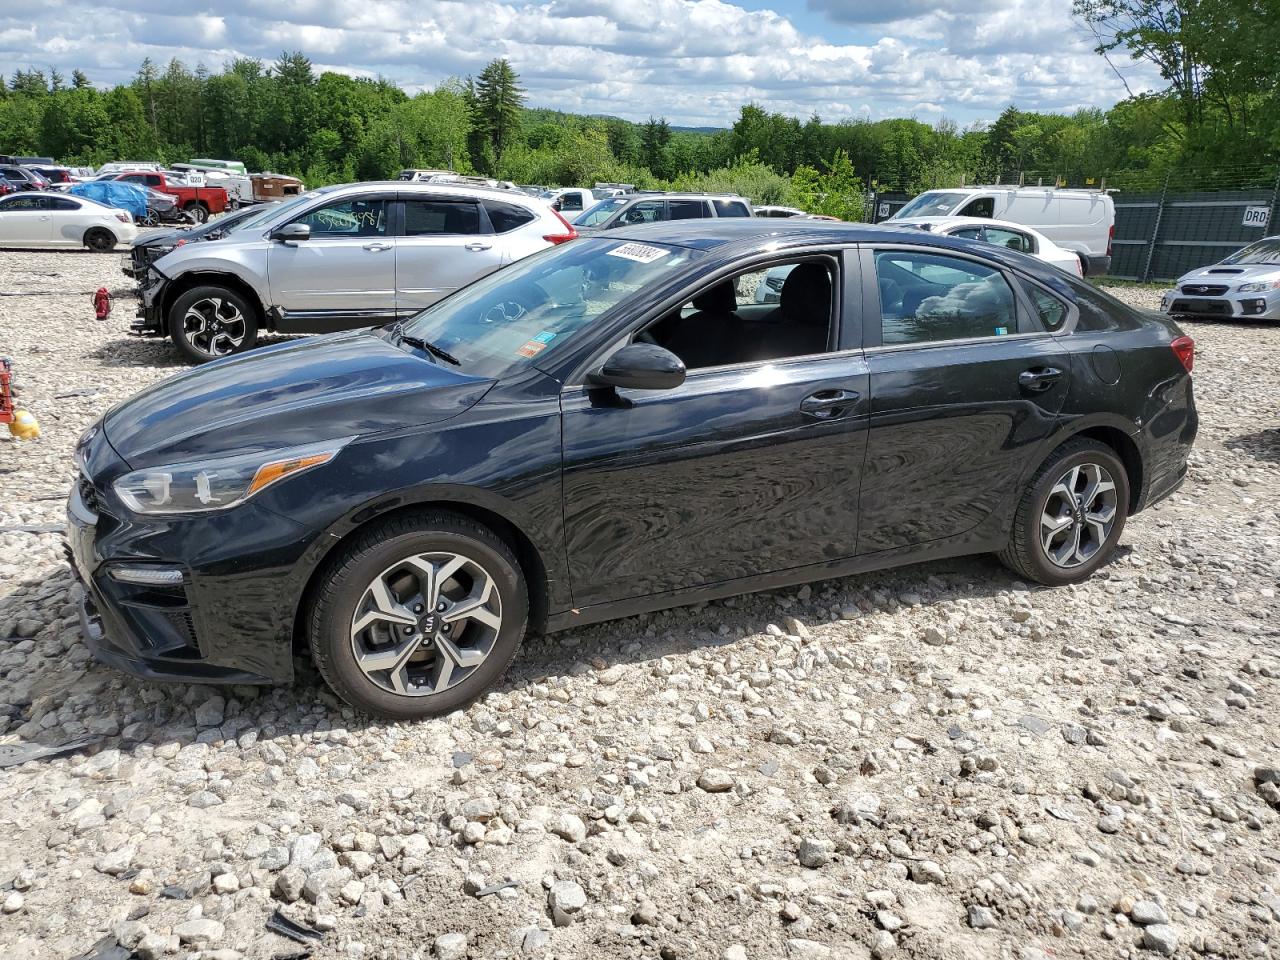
[1,548,1119,764]
[1224,427,1280,464]
[89,335,304,368]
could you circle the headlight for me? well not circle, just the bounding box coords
[1239,280,1280,293]
[113,438,352,515]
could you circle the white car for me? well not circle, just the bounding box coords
[0,191,137,251]
[889,187,1114,276]
[889,216,1083,276]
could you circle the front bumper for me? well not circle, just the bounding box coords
[65,437,319,685]
[1162,288,1280,320]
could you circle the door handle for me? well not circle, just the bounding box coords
[363,241,392,252]
[1018,366,1063,391]
[465,241,493,252]
[800,388,860,419]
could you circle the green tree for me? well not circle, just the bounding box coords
[470,58,524,171]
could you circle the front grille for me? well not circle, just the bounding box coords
[1170,299,1232,316]
[78,474,102,514]
[1180,284,1229,296]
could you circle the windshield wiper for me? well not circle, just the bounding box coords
[398,333,460,366]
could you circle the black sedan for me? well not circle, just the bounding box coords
[67,220,1198,719]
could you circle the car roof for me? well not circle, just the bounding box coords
[892,215,1054,241]
[323,180,546,204]
[600,218,1065,277]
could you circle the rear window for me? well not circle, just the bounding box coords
[483,200,536,233]
[713,199,751,217]
[1067,281,1141,332]
[669,199,709,220]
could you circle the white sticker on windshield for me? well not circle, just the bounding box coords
[607,242,670,264]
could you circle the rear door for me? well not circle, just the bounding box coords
[856,244,1073,555]
[48,196,88,246]
[394,195,503,314]
[267,193,396,330]
[0,194,52,244]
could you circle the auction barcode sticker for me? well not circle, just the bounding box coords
[607,242,670,263]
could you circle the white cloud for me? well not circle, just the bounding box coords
[0,0,1157,126]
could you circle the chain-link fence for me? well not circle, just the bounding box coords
[867,164,1280,281]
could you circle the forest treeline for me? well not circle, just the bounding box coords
[1,1,1276,213]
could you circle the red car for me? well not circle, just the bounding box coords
[103,171,228,223]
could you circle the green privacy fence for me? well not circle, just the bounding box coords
[1111,180,1280,281]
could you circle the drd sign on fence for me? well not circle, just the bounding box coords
[1243,205,1271,229]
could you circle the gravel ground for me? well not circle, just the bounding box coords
[1,250,1279,960]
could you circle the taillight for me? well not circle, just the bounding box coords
[1107,224,1114,258]
[1170,335,1194,373]
[543,209,578,245]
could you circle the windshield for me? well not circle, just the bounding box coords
[226,192,320,234]
[1222,238,1280,266]
[574,198,627,226]
[401,238,703,379]
[892,191,970,219]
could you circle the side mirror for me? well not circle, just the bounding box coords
[589,343,686,391]
[270,222,310,243]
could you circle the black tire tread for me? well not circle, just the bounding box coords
[306,510,527,719]
[167,284,259,363]
[84,228,115,252]
[998,437,1127,584]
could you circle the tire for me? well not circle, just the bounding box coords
[307,511,528,720]
[1076,253,1090,278]
[998,438,1130,586]
[186,202,210,224]
[167,284,259,363]
[84,228,116,252]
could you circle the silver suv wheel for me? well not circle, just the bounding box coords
[183,296,248,357]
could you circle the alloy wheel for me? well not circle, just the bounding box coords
[182,297,248,357]
[349,551,502,697]
[1039,462,1118,568]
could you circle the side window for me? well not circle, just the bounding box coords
[959,197,994,218]
[560,192,583,211]
[985,227,1033,253]
[668,199,709,220]
[2,196,45,211]
[1027,286,1069,331]
[402,200,480,236]
[874,250,1017,346]
[296,198,388,237]
[145,175,163,187]
[950,227,984,240]
[49,197,80,211]
[483,200,535,233]
[713,199,751,217]
[618,200,664,226]
[119,174,145,184]
[639,258,835,370]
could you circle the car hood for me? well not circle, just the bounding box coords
[132,227,185,249]
[1177,262,1280,285]
[102,329,495,469]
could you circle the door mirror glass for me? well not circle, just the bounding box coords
[270,222,311,242]
[590,343,686,390]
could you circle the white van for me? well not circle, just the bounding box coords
[96,161,164,175]
[891,187,1115,276]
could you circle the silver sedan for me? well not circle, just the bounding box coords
[1163,237,1280,321]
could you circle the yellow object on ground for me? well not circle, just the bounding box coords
[8,409,40,440]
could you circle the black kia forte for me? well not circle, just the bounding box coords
[68,220,1198,718]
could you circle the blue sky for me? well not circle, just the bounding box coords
[1,0,1157,127]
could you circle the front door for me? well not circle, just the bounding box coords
[0,195,51,244]
[559,252,869,608]
[394,197,504,314]
[856,246,1072,554]
[268,195,396,331]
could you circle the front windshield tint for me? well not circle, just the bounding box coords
[227,192,321,234]
[402,238,703,379]
[892,191,969,219]
[574,198,627,226]
[1223,238,1280,265]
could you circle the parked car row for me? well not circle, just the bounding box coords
[67,214,1199,720]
